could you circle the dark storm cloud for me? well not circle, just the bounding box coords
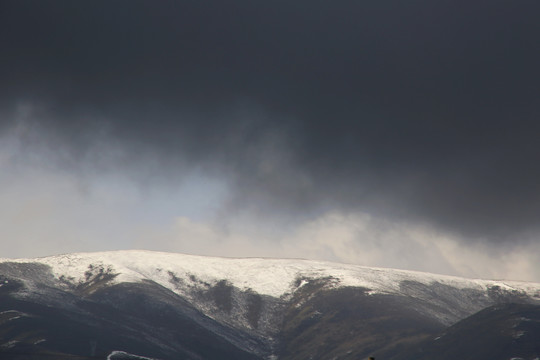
[2,0,540,241]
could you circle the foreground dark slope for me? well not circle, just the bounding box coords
[277,278,540,360]
[388,303,540,360]
[0,264,261,359]
[0,251,539,359]
[0,285,260,359]
[278,279,444,360]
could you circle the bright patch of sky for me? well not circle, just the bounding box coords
[0,131,228,257]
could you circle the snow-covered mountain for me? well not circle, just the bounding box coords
[12,250,540,299]
[1,250,539,359]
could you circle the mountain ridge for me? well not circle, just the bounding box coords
[1,250,539,359]
[4,249,540,299]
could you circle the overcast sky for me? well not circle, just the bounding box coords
[1,0,540,282]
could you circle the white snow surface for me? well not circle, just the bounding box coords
[2,250,540,299]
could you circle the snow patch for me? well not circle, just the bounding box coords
[0,310,20,315]
[1,340,18,349]
[0,310,31,322]
[107,350,157,360]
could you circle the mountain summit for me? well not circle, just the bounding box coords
[1,250,539,359]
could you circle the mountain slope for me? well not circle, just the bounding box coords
[277,279,445,360]
[1,250,539,359]
[389,302,540,360]
[0,271,260,359]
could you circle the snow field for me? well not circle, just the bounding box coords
[2,250,540,299]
